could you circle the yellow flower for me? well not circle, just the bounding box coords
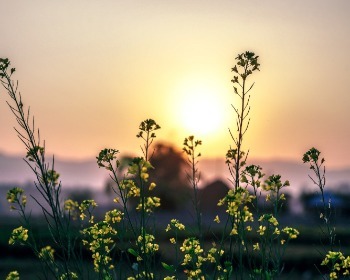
[169,238,176,244]
[38,245,55,262]
[257,225,266,236]
[253,243,260,251]
[9,226,29,245]
[6,271,20,280]
[214,215,220,223]
[149,182,156,191]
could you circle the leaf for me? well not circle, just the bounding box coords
[127,248,139,258]
[161,262,175,272]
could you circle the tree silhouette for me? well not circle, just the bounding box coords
[148,142,190,211]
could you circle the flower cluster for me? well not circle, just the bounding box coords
[96,148,120,171]
[38,245,55,262]
[321,251,350,279]
[59,272,79,280]
[136,232,159,257]
[79,199,98,222]
[26,146,44,162]
[127,271,154,280]
[45,169,60,187]
[64,199,79,220]
[82,221,117,272]
[281,227,299,240]
[128,157,153,182]
[7,187,27,210]
[5,271,20,280]
[120,179,140,197]
[165,219,186,232]
[218,187,254,235]
[180,237,206,279]
[9,226,29,245]
[136,196,161,213]
[263,174,289,193]
[104,209,124,224]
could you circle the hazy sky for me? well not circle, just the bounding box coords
[1,1,350,168]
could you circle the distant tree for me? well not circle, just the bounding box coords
[103,142,190,211]
[147,142,190,211]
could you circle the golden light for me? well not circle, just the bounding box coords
[173,83,229,137]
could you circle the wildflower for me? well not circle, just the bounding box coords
[169,238,176,244]
[7,187,27,210]
[64,199,79,219]
[96,148,119,171]
[214,215,220,223]
[180,237,206,279]
[263,174,289,193]
[26,146,44,162]
[46,169,60,186]
[137,232,159,255]
[280,239,286,245]
[59,272,78,280]
[38,245,55,262]
[149,182,156,191]
[253,243,260,251]
[79,199,97,221]
[81,221,117,272]
[9,226,28,245]
[165,219,185,232]
[136,196,161,213]
[6,271,19,280]
[230,227,238,235]
[257,225,266,236]
[282,227,299,239]
[105,209,123,223]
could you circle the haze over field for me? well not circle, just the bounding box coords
[1,1,350,168]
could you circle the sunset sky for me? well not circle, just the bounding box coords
[1,1,350,168]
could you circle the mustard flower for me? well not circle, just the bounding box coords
[59,272,78,280]
[257,225,266,236]
[149,182,156,191]
[137,232,159,255]
[45,169,60,186]
[165,219,185,232]
[82,221,117,272]
[79,199,97,221]
[136,196,161,213]
[96,148,119,171]
[104,209,123,223]
[38,245,55,262]
[282,227,299,239]
[9,226,28,245]
[64,199,79,219]
[214,215,220,223]
[253,243,260,251]
[180,237,206,279]
[26,145,44,162]
[7,187,26,210]
[6,271,19,280]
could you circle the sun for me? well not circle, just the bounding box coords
[175,85,227,137]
